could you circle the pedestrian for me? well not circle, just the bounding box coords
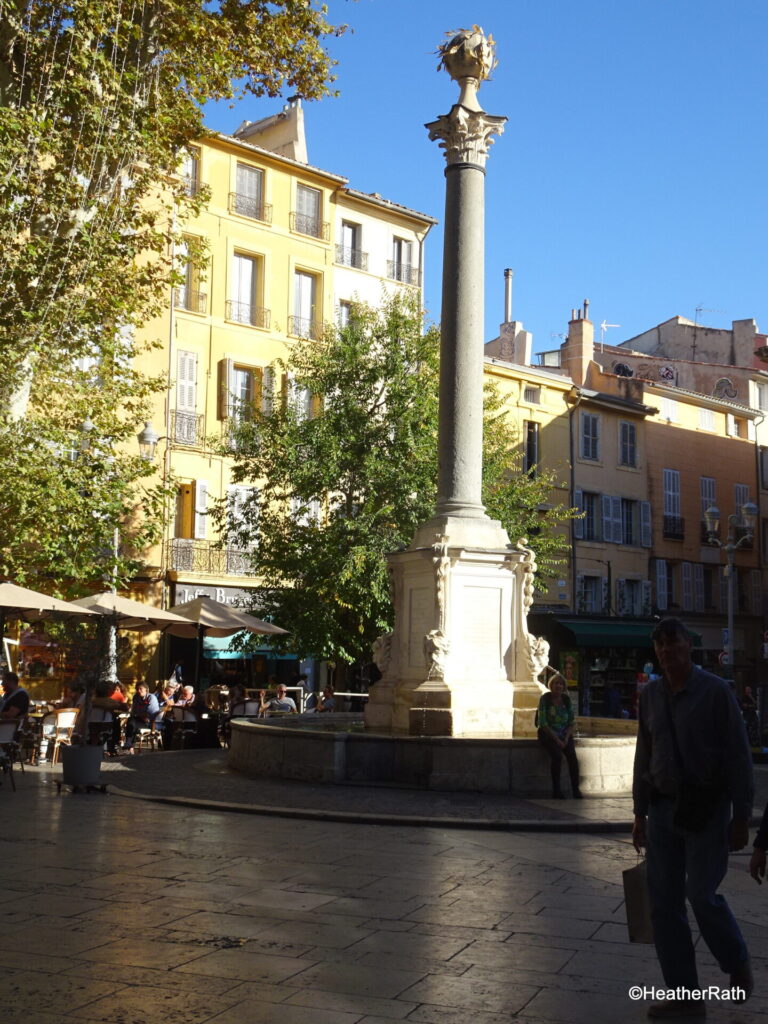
[536,673,581,799]
[632,617,753,1017]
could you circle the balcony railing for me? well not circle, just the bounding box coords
[386,260,421,286]
[226,300,271,329]
[290,211,329,240]
[182,174,201,197]
[169,539,254,576]
[228,192,273,223]
[335,244,368,270]
[288,315,323,341]
[663,515,685,540]
[171,411,204,447]
[174,288,207,314]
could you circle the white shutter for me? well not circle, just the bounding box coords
[693,563,705,612]
[752,569,762,615]
[297,184,320,219]
[700,477,716,519]
[176,238,190,306]
[601,494,612,543]
[237,163,262,202]
[611,496,622,543]
[663,469,680,516]
[681,562,693,612]
[640,501,652,547]
[641,580,653,616]
[232,253,254,309]
[616,579,627,617]
[294,271,316,322]
[176,350,197,411]
[576,573,585,612]
[656,559,668,611]
[194,480,208,539]
[573,489,583,539]
[218,358,235,419]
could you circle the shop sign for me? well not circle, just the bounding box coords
[172,583,256,607]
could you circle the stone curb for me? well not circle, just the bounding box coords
[107,783,633,834]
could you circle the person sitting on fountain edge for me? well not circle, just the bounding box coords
[536,673,582,799]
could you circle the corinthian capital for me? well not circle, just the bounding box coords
[426,106,506,168]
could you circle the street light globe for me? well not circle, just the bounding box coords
[740,501,758,532]
[704,504,720,535]
[137,420,159,461]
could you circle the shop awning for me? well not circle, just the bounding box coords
[554,619,702,648]
[202,633,296,661]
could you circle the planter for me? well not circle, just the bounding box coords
[58,745,106,793]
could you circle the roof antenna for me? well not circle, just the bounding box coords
[600,321,621,352]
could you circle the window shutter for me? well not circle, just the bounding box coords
[176,483,194,539]
[641,580,653,616]
[640,501,652,547]
[194,480,208,539]
[655,559,668,611]
[261,367,274,415]
[177,350,197,411]
[601,576,609,613]
[693,563,705,613]
[576,573,585,613]
[217,358,235,419]
[573,489,583,539]
[760,448,768,489]
[752,569,762,615]
[616,579,627,617]
[601,494,612,543]
[252,366,263,412]
[681,562,693,612]
[611,496,622,543]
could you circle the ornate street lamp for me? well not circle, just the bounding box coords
[704,500,758,672]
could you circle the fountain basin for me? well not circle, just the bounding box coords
[228,715,637,797]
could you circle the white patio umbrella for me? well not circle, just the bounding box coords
[0,580,99,675]
[70,592,197,632]
[166,595,288,684]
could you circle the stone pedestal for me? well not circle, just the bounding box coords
[365,526,548,738]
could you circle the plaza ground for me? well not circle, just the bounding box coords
[2,753,767,1023]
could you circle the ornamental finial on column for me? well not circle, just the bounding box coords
[427,26,506,168]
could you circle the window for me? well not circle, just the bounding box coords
[655,559,671,611]
[389,237,418,285]
[661,397,678,422]
[174,236,207,313]
[699,407,715,431]
[175,480,208,540]
[663,469,683,539]
[173,350,199,445]
[757,382,768,412]
[336,221,367,270]
[735,483,749,515]
[523,421,539,476]
[523,386,541,404]
[290,270,320,339]
[282,372,315,422]
[232,163,269,222]
[616,578,651,617]
[180,147,200,196]
[580,412,600,460]
[727,414,746,438]
[292,184,326,238]
[578,575,606,613]
[760,449,768,490]
[621,499,637,546]
[217,359,262,422]
[338,300,352,327]
[582,491,599,541]
[227,253,268,328]
[619,421,637,467]
[602,495,622,543]
[700,476,716,519]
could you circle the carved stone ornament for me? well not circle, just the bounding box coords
[424,629,450,680]
[426,105,506,168]
[436,25,497,110]
[372,632,394,675]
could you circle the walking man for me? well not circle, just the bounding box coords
[632,617,753,1018]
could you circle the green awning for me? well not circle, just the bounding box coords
[555,619,702,648]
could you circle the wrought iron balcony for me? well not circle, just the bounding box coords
[228,192,273,223]
[168,539,254,576]
[174,288,207,313]
[170,411,204,447]
[226,301,271,329]
[182,174,201,197]
[386,260,421,286]
[335,244,369,270]
[288,315,323,341]
[663,515,685,540]
[290,211,329,240]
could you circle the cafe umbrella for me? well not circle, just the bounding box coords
[0,581,99,666]
[166,595,288,685]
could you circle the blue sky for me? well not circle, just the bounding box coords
[205,0,768,357]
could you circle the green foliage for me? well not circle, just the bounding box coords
[220,294,575,665]
[0,0,343,593]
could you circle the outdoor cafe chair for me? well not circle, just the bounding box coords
[229,699,262,719]
[87,708,114,748]
[134,720,163,754]
[0,720,22,791]
[36,708,78,765]
[170,706,198,748]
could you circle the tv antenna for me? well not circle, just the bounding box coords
[599,321,621,351]
[692,305,725,361]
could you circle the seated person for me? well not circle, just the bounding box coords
[175,685,197,708]
[123,683,161,752]
[90,681,128,755]
[317,685,336,713]
[0,672,30,722]
[259,684,297,714]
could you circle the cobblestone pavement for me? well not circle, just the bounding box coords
[3,758,767,1023]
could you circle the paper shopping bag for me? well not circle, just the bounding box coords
[622,858,654,944]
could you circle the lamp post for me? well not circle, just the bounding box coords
[704,500,758,674]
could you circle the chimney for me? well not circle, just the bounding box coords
[504,268,513,323]
[563,299,594,386]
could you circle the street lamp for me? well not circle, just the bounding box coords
[137,420,160,461]
[704,500,758,674]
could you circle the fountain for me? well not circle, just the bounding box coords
[228,28,636,796]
